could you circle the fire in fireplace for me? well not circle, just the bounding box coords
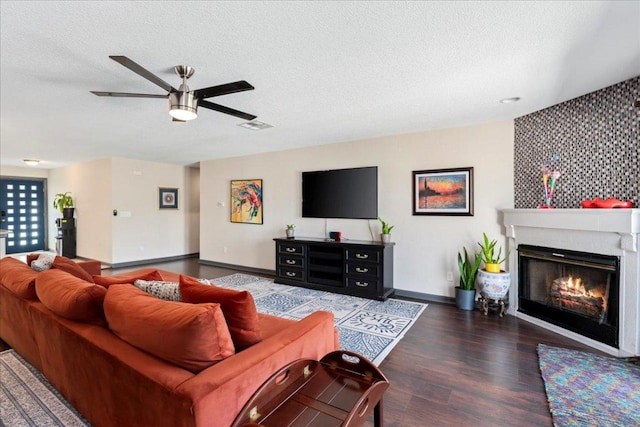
[549,275,607,318]
[518,245,619,347]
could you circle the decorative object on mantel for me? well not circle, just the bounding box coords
[456,247,481,310]
[476,232,510,317]
[285,224,295,238]
[580,198,634,209]
[539,154,560,209]
[377,216,394,243]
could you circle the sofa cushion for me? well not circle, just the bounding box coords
[93,269,164,288]
[0,257,39,300]
[104,285,235,373]
[30,251,56,272]
[52,256,95,283]
[134,279,181,301]
[179,275,262,350]
[35,268,107,325]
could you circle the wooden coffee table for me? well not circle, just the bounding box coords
[232,350,389,427]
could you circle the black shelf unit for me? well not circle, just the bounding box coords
[274,237,394,300]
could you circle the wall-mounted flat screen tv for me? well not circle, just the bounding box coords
[302,166,378,219]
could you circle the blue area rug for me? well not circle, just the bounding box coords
[0,349,91,426]
[211,273,427,365]
[537,344,640,427]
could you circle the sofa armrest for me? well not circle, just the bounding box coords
[177,310,338,427]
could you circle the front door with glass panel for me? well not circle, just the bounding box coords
[0,179,46,254]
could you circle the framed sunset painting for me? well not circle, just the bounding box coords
[412,167,474,216]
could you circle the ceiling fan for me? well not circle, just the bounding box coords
[91,55,256,122]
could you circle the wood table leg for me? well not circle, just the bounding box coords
[374,398,383,427]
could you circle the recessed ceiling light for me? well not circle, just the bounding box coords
[238,121,273,131]
[500,97,521,104]
[23,159,40,166]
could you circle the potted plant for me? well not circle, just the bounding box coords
[286,224,295,239]
[456,247,481,310]
[377,216,394,244]
[53,192,74,218]
[476,232,511,300]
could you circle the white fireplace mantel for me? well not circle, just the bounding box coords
[501,208,640,357]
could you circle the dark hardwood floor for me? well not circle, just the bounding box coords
[103,258,603,427]
[3,257,602,426]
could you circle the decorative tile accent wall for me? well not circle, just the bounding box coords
[514,76,639,208]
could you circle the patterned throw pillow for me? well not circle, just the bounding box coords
[30,252,56,272]
[133,280,181,301]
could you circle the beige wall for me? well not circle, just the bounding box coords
[45,158,198,264]
[200,120,514,298]
[49,158,113,261]
[110,158,198,264]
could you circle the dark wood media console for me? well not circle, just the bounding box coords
[274,237,394,300]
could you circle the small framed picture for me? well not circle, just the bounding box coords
[159,187,178,210]
[231,179,263,224]
[412,167,474,216]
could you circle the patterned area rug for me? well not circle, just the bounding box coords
[0,350,91,426]
[537,344,640,427]
[211,273,427,365]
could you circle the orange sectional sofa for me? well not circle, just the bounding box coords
[0,256,338,427]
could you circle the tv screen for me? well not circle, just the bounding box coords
[302,167,378,219]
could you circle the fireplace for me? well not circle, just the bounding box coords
[518,245,619,347]
[501,208,639,357]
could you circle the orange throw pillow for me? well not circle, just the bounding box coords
[179,275,262,350]
[52,256,94,283]
[35,269,107,325]
[93,270,164,288]
[0,257,38,300]
[104,285,235,373]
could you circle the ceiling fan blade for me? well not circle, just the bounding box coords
[194,81,254,100]
[199,100,257,120]
[109,56,175,93]
[91,91,167,98]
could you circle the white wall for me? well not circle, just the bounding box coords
[200,120,514,298]
[0,165,49,179]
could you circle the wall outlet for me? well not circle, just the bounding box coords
[446,271,454,282]
[223,246,228,254]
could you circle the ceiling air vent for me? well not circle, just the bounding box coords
[238,121,273,131]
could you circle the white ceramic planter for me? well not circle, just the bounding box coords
[476,269,511,299]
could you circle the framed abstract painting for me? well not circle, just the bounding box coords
[158,187,178,210]
[231,179,263,224]
[412,167,473,216]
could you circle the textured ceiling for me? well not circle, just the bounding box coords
[1,1,639,169]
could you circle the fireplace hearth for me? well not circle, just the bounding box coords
[518,245,619,347]
[502,208,639,357]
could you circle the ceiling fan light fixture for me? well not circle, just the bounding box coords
[169,91,198,121]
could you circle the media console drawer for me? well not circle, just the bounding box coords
[277,242,305,255]
[346,248,380,263]
[345,262,380,278]
[278,267,304,281]
[274,237,394,300]
[278,255,304,268]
